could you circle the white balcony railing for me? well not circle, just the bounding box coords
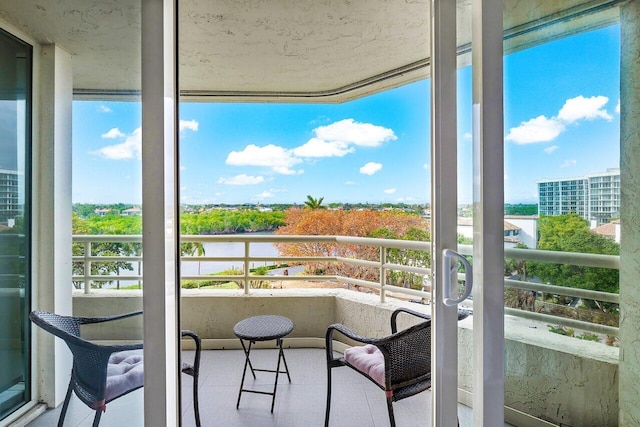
[72,234,620,337]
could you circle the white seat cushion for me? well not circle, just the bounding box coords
[344,344,385,387]
[104,349,144,403]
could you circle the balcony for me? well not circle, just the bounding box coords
[19,234,619,426]
[27,347,516,427]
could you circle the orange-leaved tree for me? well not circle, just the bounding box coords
[274,208,429,285]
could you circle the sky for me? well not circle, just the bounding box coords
[72,24,621,206]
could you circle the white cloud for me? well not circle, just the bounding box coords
[345,181,356,185]
[97,105,112,113]
[255,191,275,200]
[616,99,620,114]
[226,144,303,175]
[505,115,565,144]
[506,95,614,145]
[101,128,125,139]
[384,188,397,194]
[314,119,396,148]
[560,159,577,168]
[544,145,559,154]
[180,119,199,132]
[95,127,141,160]
[423,163,429,170]
[557,95,612,123]
[360,162,382,175]
[217,174,265,185]
[292,137,354,158]
[180,165,187,171]
[292,119,396,160]
[463,132,472,140]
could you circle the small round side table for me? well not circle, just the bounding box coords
[233,315,294,412]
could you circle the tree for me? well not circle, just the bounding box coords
[180,241,206,277]
[72,213,138,289]
[275,208,429,288]
[504,243,537,311]
[303,195,325,210]
[527,214,619,313]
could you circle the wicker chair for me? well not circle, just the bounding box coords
[324,307,469,427]
[29,310,202,427]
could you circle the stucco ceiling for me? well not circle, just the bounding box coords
[0,0,622,103]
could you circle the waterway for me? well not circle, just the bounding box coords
[104,232,282,288]
[181,235,280,276]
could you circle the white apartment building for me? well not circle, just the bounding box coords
[537,168,620,225]
[0,169,20,225]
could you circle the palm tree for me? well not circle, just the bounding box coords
[181,241,206,279]
[304,195,326,209]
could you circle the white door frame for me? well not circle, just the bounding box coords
[471,0,505,425]
[431,0,505,425]
[141,0,181,426]
[430,0,460,425]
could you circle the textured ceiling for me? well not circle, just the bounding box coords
[0,0,621,102]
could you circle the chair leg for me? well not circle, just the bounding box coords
[57,380,73,427]
[92,409,102,427]
[193,369,201,427]
[386,396,396,427]
[324,367,332,427]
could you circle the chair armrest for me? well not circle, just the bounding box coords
[77,310,143,325]
[181,330,201,376]
[390,308,430,333]
[390,307,470,333]
[325,323,379,364]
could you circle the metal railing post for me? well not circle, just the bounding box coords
[84,240,91,294]
[244,241,250,294]
[380,246,386,303]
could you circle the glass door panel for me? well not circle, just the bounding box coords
[0,28,31,420]
[503,13,621,426]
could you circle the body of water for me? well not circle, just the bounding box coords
[181,237,280,276]
[104,233,281,288]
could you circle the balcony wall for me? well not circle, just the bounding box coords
[72,288,619,426]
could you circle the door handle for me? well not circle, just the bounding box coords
[442,249,473,306]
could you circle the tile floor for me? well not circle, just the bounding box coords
[27,348,513,427]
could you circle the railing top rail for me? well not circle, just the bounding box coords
[504,247,619,269]
[457,244,619,270]
[73,235,619,271]
[73,235,143,243]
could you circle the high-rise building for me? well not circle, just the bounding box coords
[537,168,620,225]
[0,169,20,225]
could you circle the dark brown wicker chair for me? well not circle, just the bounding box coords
[29,310,202,427]
[325,307,469,427]
[181,329,202,427]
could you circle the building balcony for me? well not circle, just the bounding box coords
[19,234,620,426]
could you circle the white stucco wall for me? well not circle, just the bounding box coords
[505,216,538,249]
[457,315,618,427]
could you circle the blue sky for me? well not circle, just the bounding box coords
[72,24,620,206]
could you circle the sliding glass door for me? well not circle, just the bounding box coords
[0,28,32,421]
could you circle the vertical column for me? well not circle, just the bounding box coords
[141,0,180,426]
[472,0,504,425]
[619,1,640,424]
[430,0,459,425]
[36,44,73,407]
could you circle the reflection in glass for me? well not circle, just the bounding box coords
[0,28,31,420]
